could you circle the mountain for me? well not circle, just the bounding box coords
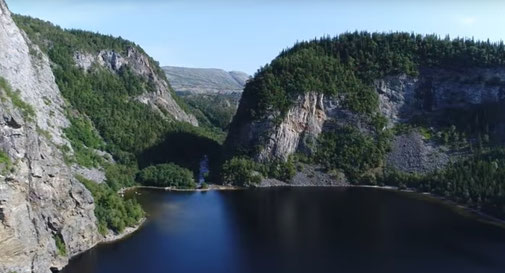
[0,1,218,272]
[163,66,249,95]
[0,1,99,272]
[162,66,249,136]
[224,32,505,219]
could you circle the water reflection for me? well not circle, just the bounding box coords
[62,188,505,273]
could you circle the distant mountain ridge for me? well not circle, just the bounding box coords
[163,66,250,94]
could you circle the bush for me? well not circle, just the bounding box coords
[263,158,296,182]
[53,234,67,256]
[77,175,144,235]
[104,163,138,191]
[314,127,390,180]
[0,77,35,121]
[0,150,12,175]
[137,163,196,189]
[221,157,262,186]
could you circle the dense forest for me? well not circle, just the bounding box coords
[224,32,505,219]
[14,15,221,233]
[137,163,196,189]
[180,93,241,139]
[235,32,505,126]
[382,149,505,219]
[220,156,296,186]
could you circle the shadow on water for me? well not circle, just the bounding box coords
[62,187,505,273]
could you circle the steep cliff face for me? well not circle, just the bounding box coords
[74,50,198,126]
[377,67,505,124]
[227,65,505,173]
[0,1,100,272]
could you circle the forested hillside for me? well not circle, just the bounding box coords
[235,32,505,125]
[14,15,222,233]
[163,66,248,138]
[225,32,505,219]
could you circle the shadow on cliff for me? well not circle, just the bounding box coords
[137,132,222,177]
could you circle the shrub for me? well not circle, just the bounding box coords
[77,175,144,235]
[263,158,296,182]
[53,234,67,256]
[221,157,262,186]
[0,150,12,175]
[0,77,35,121]
[136,163,196,189]
[314,127,389,180]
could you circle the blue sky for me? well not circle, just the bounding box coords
[6,0,505,75]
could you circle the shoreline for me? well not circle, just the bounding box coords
[259,182,505,229]
[355,185,505,229]
[120,182,505,229]
[62,181,505,271]
[101,217,147,244]
[118,184,244,195]
[62,217,147,271]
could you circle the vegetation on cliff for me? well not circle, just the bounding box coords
[220,156,296,186]
[226,32,505,219]
[14,15,222,233]
[182,93,240,136]
[0,76,35,121]
[383,148,505,218]
[235,32,505,125]
[77,175,144,234]
[14,15,222,173]
[315,127,391,179]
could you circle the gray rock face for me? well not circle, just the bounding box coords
[74,50,198,126]
[228,66,505,173]
[258,164,348,187]
[377,68,505,125]
[257,92,327,161]
[0,1,100,272]
[386,131,450,174]
[227,91,369,162]
[163,66,250,95]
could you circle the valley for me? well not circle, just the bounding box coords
[1,0,505,272]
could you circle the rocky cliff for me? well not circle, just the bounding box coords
[0,1,200,271]
[75,50,198,126]
[0,1,100,272]
[228,67,505,171]
[226,34,505,180]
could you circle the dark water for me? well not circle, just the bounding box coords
[62,188,505,273]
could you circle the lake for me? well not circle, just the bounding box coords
[61,187,505,273]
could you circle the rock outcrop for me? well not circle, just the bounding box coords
[74,50,198,126]
[0,1,100,272]
[376,67,505,124]
[227,66,505,173]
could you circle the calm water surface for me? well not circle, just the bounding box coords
[62,188,505,273]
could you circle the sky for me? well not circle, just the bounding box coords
[6,0,505,75]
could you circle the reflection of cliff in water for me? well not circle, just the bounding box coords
[62,189,505,273]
